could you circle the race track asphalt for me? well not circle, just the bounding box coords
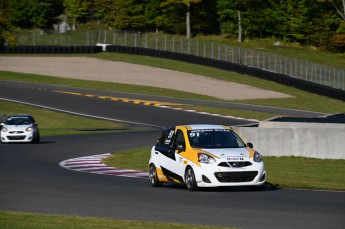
[0,81,344,229]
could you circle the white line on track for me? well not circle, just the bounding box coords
[0,98,164,129]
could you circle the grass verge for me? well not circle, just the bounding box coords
[0,211,231,229]
[103,147,345,191]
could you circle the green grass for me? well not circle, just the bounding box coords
[103,147,152,171]
[0,211,232,229]
[0,100,127,136]
[103,147,345,191]
[264,157,345,191]
[196,35,345,69]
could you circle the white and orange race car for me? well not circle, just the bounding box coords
[149,124,266,191]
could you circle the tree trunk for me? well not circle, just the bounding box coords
[238,10,242,43]
[186,3,191,39]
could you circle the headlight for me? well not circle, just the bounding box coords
[26,127,33,132]
[1,127,8,132]
[198,153,216,164]
[253,151,263,162]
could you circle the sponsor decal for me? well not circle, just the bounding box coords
[226,157,244,161]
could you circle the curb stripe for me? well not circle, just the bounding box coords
[59,153,149,179]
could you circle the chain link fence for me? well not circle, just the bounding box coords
[14,29,345,91]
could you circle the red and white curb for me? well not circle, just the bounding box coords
[59,153,149,179]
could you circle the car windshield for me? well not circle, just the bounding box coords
[188,129,246,149]
[5,117,34,125]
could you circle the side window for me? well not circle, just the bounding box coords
[173,130,185,148]
[157,128,175,147]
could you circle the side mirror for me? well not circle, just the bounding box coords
[0,122,4,126]
[175,144,185,151]
[247,142,253,148]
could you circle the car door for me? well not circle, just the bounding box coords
[154,127,184,183]
[170,128,189,180]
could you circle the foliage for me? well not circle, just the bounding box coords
[216,0,344,51]
[93,0,146,30]
[7,0,63,29]
[63,0,91,29]
[1,0,344,51]
[0,0,15,48]
[332,33,345,51]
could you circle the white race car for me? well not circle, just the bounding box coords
[149,124,266,191]
[1,114,40,143]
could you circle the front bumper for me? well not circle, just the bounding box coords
[192,161,266,187]
[1,132,34,143]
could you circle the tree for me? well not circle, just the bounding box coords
[93,0,146,30]
[8,0,63,29]
[0,0,16,48]
[317,0,345,22]
[217,0,252,42]
[63,0,91,30]
[143,0,163,31]
[160,0,202,39]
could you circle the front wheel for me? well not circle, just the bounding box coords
[185,167,198,191]
[149,164,163,187]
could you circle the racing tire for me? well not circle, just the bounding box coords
[31,129,40,144]
[185,167,198,191]
[149,164,163,187]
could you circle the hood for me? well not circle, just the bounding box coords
[201,148,251,158]
[4,124,32,131]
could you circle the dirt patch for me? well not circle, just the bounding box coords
[0,56,291,100]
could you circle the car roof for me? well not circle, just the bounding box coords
[179,124,230,130]
[7,114,33,118]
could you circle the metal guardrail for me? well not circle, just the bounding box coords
[13,29,345,91]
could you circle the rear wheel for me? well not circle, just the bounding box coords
[149,164,163,187]
[185,167,198,191]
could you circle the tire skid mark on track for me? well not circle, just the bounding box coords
[59,153,149,179]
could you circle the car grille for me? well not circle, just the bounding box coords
[7,136,26,140]
[9,131,24,134]
[214,171,258,183]
[218,162,252,168]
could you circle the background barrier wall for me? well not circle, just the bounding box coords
[0,46,102,54]
[233,123,345,160]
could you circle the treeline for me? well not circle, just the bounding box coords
[1,0,345,51]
